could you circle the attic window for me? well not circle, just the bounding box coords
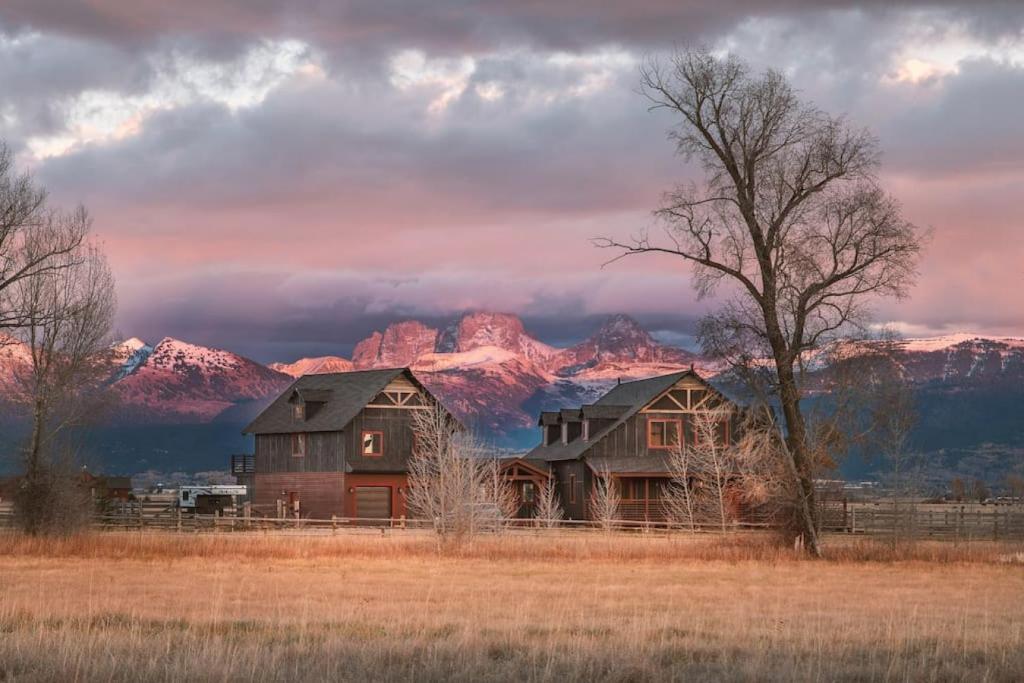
[293,404,305,420]
[362,431,383,456]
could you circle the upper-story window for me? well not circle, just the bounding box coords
[362,431,383,456]
[291,433,306,458]
[648,419,681,449]
[293,403,305,421]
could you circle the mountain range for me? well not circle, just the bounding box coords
[1,314,1023,485]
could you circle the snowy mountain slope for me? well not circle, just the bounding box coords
[270,356,354,377]
[112,337,291,422]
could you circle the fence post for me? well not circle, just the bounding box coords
[137,503,144,531]
[331,514,337,533]
[176,507,182,533]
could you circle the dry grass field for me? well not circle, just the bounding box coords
[1,531,1022,682]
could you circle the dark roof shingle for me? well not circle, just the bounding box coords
[526,370,743,463]
[244,368,412,434]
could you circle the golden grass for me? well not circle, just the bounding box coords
[1,531,1022,681]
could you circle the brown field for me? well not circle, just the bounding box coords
[1,531,1022,682]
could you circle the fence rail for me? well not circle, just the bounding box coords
[2,499,1023,540]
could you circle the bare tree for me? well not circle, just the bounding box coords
[869,359,920,545]
[1005,474,1024,505]
[0,144,90,333]
[481,457,520,525]
[596,49,924,555]
[589,466,620,532]
[407,398,514,544]
[666,439,698,531]
[689,409,736,532]
[970,479,990,504]
[532,477,565,528]
[949,477,966,503]
[9,231,116,535]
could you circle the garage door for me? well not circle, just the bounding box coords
[355,486,391,520]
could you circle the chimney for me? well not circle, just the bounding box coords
[690,363,694,372]
[617,377,621,385]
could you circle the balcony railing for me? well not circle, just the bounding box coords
[618,500,670,522]
[230,454,255,475]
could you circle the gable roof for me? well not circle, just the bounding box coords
[525,370,741,463]
[244,367,418,434]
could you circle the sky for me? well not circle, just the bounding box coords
[1,1,1022,362]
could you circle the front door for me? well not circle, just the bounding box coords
[355,486,392,521]
[517,481,536,518]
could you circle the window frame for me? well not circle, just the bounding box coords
[522,482,535,504]
[361,430,384,457]
[647,418,682,450]
[291,432,306,458]
[292,403,305,421]
[569,474,577,504]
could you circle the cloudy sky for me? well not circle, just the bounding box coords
[1,1,1022,361]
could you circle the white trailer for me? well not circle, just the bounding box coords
[177,485,247,515]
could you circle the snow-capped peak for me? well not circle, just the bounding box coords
[899,333,1024,353]
[112,337,153,380]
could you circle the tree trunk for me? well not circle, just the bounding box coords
[775,361,822,557]
[22,396,47,535]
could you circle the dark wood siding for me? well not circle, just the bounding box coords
[586,412,709,459]
[254,431,344,473]
[345,406,418,473]
[553,460,591,520]
[250,472,345,518]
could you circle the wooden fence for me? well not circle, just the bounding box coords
[2,498,1023,540]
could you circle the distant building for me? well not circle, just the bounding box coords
[524,369,744,522]
[238,367,454,519]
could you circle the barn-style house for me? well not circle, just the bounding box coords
[236,368,452,520]
[523,369,742,522]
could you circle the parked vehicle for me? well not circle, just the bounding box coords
[177,485,247,515]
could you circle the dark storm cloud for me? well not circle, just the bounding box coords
[1,1,1022,355]
[36,55,679,218]
[3,1,1023,58]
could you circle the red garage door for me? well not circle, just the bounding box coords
[355,486,391,520]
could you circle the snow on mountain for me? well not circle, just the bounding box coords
[112,337,291,422]
[111,337,153,380]
[270,356,354,377]
[552,314,699,377]
[453,312,556,366]
[412,347,554,433]
[274,313,700,431]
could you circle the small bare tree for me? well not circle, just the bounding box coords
[589,466,620,532]
[869,362,920,545]
[666,439,697,531]
[9,232,116,535]
[688,409,736,532]
[481,457,520,525]
[950,477,966,503]
[407,398,515,544]
[1005,474,1024,506]
[532,477,565,528]
[596,49,925,555]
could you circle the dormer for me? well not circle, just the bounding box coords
[288,388,332,421]
[539,412,561,446]
[560,408,583,443]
